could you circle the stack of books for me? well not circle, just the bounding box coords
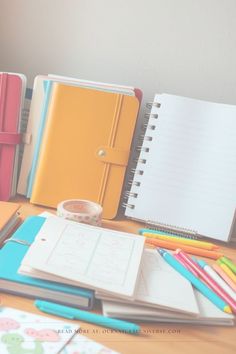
[0,215,94,309]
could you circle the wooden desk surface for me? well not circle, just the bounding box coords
[2,196,236,354]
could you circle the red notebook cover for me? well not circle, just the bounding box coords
[0,73,24,200]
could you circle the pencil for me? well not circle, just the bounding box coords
[143,232,218,250]
[146,238,223,259]
[216,260,236,284]
[219,256,236,274]
[198,260,236,301]
[212,264,236,292]
[173,253,199,277]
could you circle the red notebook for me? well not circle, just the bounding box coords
[0,73,26,200]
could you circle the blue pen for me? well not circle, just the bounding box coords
[157,248,232,314]
[35,300,140,334]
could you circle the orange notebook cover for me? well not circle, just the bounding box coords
[30,83,140,219]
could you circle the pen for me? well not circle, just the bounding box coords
[139,228,170,236]
[197,259,236,301]
[212,264,236,292]
[146,238,223,259]
[156,248,232,314]
[173,253,199,277]
[143,232,218,250]
[218,256,236,274]
[175,249,236,314]
[216,260,236,284]
[34,300,140,334]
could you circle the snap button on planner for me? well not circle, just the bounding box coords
[97,149,106,157]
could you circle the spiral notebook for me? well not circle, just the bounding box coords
[124,94,236,242]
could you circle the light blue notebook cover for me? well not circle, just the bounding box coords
[26,81,52,197]
[0,216,94,309]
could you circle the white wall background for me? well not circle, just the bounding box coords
[1,0,236,105]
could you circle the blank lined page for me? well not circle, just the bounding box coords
[125,94,236,241]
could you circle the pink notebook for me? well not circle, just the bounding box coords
[0,73,25,200]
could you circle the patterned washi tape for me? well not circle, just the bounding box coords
[57,199,103,226]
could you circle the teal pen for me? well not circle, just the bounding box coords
[139,228,172,236]
[157,249,232,314]
[35,300,140,334]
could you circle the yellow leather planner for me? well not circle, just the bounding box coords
[30,83,140,219]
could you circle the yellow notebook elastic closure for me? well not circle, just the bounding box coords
[30,83,140,219]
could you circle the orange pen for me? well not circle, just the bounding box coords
[143,232,219,250]
[146,238,223,260]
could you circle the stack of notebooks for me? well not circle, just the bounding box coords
[16,76,236,241]
[0,214,145,310]
[0,72,26,201]
[0,216,95,309]
[3,214,234,326]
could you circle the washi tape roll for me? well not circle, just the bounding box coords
[57,199,103,226]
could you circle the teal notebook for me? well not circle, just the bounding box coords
[26,80,52,197]
[0,216,94,309]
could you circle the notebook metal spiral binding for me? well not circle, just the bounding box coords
[122,202,135,209]
[144,113,159,119]
[141,123,157,131]
[146,102,161,109]
[124,191,138,198]
[138,135,153,141]
[133,158,147,164]
[122,99,161,210]
[145,220,199,239]
[135,147,150,153]
[127,180,141,187]
[129,168,144,175]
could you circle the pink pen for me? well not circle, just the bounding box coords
[213,263,236,292]
[175,249,236,314]
[173,253,199,277]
